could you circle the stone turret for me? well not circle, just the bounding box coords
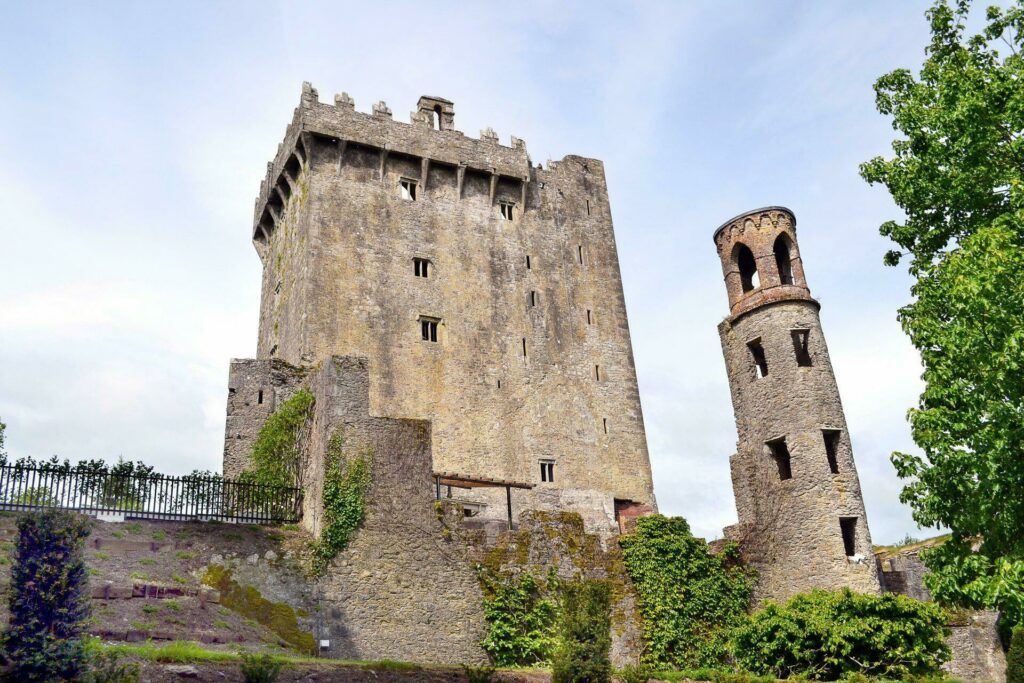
[714,207,879,602]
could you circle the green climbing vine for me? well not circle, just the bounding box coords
[239,389,314,490]
[476,566,560,666]
[310,428,372,576]
[619,514,755,670]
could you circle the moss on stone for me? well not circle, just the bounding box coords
[202,564,315,655]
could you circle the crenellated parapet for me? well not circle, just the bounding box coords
[252,82,532,243]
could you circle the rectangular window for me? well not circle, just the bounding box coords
[526,255,531,270]
[587,309,593,325]
[792,329,812,367]
[274,280,282,294]
[540,460,555,483]
[823,430,841,474]
[413,257,430,278]
[577,245,584,264]
[257,389,264,405]
[399,179,417,201]
[500,202,514,220]
[603,418,608,434]
[586,199,591,216]
[840,517,858,557]
[766,438,792,480]
[420,318,438,342]
[747,338,769,378]
[529,291,538,307]
[595,364,601,381]
[522,337,527,358]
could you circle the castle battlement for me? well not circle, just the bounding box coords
[253,82,534,243]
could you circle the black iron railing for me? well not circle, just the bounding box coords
[0,464,301,524]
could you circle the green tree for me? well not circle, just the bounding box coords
[860,0,1024,624]
[1008,627,1024,683]
[3,510,92,681]
[551,580,612,683]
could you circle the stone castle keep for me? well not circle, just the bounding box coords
[220,83,898,662]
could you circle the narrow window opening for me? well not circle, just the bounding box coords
[747,339,769,378]
[399,179,418,201]
[420,318,439,342]
[823,430,841,474]
[413,257,430,278]
[791,329,812,366]
[529,291,538,307]
[840,517,858,557]
[774,235,794,285]
[526,255,531,270]
[500,202,514,220]
[586,199,591,216]
[274,280,282,294]
[577,245,584,264]
[595,364,601,381]
[766,438,792,481]
[269,344,278,357]
[433,104,442,129]
[586,309,593,325]
[497,379,501,389]
[257,390,264,405]
[522,338,527,358]
[540,460,555,483]
[736,244,759,292]
[603,418,608,434]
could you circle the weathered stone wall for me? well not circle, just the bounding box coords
[241,83,655,530]
[715,208,879,602]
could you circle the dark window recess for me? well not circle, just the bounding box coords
[540,461,555,483]
[526,255,531,270]
[586,309,593,325]
[774,235,794,285]
[586,199,591,216]
[603,418,608,434]
[792,329,813,366]
[747,339,769,378]
[522,337,527,358]
[421,319,438,342]
[500,203,514,220]
[269,344,278,357]
[595,364,601,381]
[840,517,858,556]
[274,280,282,294]
[578,245,584,264]
[766,438,792,480]
[823,430,841,474]
[530,291,538,307]
[737,244,759,292]
[400,179,417,201]
[413,258,430,278]
[497,379,502,389]
[257,390,264,405]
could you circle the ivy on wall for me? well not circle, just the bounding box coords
[239,389,314,491]
[619,515,755,670]
[477,567,560,666]
[310,428,372,576]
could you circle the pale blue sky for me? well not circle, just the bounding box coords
[1,1,951,543]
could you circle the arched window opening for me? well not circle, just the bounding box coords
[774,234,794,286]
[433,104,442,130]
[736,244,759,292]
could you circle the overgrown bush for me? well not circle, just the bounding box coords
[732,588,949,680]
[551,579,612,683]
[619,515,754,669]
[461,663,497,683]
[478,567,559,666]
[3,510,92,682]
[310,428,372,576]
[1008,627,1024,683]
[615,663,652,683]
[240,652,283,683]
[85,649,141,683]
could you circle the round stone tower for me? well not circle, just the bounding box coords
[714,206,879,602]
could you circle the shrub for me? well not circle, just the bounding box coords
[551,579,612,683]
[619,515,754,669]
[239,388,314,491]
[732,588,949,680]
[85,650,141,683]
[615,663,652,683]
[1008,627,1024,683]
[240,652,283,683]
[461,663,497,683]
[478,568,559,666]
[3,510,92,682]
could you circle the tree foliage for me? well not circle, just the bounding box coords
[732,589,950,681]
[240,388,314,491]
[860,0,1024,623]
[618,515,754,669]
[551,580,612,683]
[1008,626,1024,683]
[4,510,93,682]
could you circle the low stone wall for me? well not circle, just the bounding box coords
[943,611,1007,682]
